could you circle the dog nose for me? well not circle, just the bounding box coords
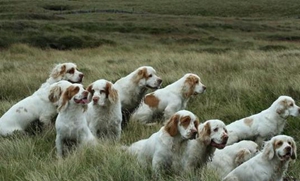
[93,96,99,103]
[202,85,206,91]
[191,127,197,133]
[79,73,84,79]
[286,146,291,152]
[158,78,162,84]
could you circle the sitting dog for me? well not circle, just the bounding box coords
[0,62,83,136]
[208,140,259,179]
[131,73,206,124]
[125,110,199,175]
[86,79,122,141]
[55,83,96,157]
[114,66,162,128]
[223,135,297,181]
[226,95,300,147]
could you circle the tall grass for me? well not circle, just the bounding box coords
[0,44,300,180]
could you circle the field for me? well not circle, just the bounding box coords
[1,0,300,180]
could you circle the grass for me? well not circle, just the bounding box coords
[1,0,300,180]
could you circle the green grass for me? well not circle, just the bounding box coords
[1,0,300,180]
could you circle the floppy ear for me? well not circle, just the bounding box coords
[263,141,275,160]
[198,122,211,145]
[51,64,66,79]
[106,82,118,103]
[234,148,251,166]
[183,75,198,98]
[164,114,180,137]
[48,85,62,103]
[291,139,297,160]
[86,83,94,102]
[133,68,147,86]
[57,86,79,112]
[276,100,289,117]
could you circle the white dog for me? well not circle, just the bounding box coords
[0,63,83,136]
[114,66,162,128]
[125,110,198,175]
[223,135,297,181]
[226,95,300,147]
[131,73,206,124]
[175,119,228,172]
[208,140,259,179]
[86,79,122,141]
[55,83,96,157]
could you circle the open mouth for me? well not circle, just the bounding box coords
[210,140,226,149]
[74,96,89,104]
[146,85,160,89]
[279,152,292,160]
[69,79,82,84]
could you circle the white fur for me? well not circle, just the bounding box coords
[175,119,228,172]
[223,135,297,181]
[131,73,206,124]
[208,140,259,179]
[55,84,96,157]
[125,110,198,175]
[226,95,300,147]
[86,79,122,141]
[114,66,162,127]
[0,63,83,136]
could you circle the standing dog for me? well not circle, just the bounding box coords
[86,79,122,141]
[226,95,300,147]
[55,84,96,157]
[223,135,297,181]
[0,63,83,136]
[131,73,206,124]
[114,66,162,128]
[125,110,199,175]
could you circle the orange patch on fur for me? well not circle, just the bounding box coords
[106,82,118,102]
[48,86,62,103]
[165,114,180,136]
[132,67,148,84]
[58,85,80,111]
[273,139,283,149]
[184,75,199,98]
[144,93,160,108]
[244,118,253,127]
[179,116,191,129]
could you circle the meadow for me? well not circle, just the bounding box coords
[1,0,300,180]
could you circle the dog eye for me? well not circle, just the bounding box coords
[195,80,199,84]
[67,68,75,74]
[276,141,283,146]
[288,141,292,145]
[213,128,218,132]
[148,74,153,78]
[289,103,294,107]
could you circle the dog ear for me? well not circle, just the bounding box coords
[48,85,62,103]
[198,122,211,145]
[57,86,79,112]
[86,83,94,102]
[291,139,297,160]
[164,114,180,137]
[51,64,66,79]
[106,82,118,103]
[234,148,251,166]
[263,141,275,160]
[276,99,289,117]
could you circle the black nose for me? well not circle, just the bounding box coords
[79,74,84,78]
[286,146,291,152]
[203,86,206,91]
[158,78,162,84]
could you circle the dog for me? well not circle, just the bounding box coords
[114,66,162,128]
[0,63,83,136]
[208,140,259,179]
[223,135,297,181]
[125,110,199,175]
[175,119,228,172]
[226,95,300,147]
[131,73,206,124]
[86,79,122,141]
[55,83,96,157]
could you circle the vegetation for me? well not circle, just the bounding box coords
[0,0,300,180]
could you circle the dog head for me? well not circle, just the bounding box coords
[86,79,118,106]
[57,84,89,112]
[182,73,206,98]
[132,66,162,89]
[198,119,228,149]
[263,135,297,161]
[164,110,199,139]
[233,140,259,166]
[272,95,300,118]
[49,62,84,83]
[48,80,73,105]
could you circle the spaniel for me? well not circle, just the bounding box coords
[226,95,300,147]
[86,79,122,141]
[208,140,259,179]
[223,135,297,181]
[125,110,199,175]
[131,73,206,124]
[175,119,228,172]
[114,66,162,128]
[0,63,83,136]
[55,83,97,157]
